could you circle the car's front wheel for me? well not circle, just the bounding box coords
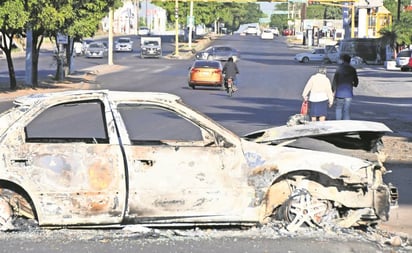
[302,57,309,63]
[274,189,335,231]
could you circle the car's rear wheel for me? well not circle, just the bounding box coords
[188,83,195,89]
[302,57,309,63]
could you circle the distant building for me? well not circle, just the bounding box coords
[101,0,166,35]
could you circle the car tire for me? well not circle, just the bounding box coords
[188,83,195,89]
[302,57,309,63]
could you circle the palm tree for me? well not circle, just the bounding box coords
[379,27,398,59]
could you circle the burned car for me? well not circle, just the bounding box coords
[0,90,398,231]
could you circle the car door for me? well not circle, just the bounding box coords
[313,49,325,61]
[20,100,126,226]
[117,104,253,222]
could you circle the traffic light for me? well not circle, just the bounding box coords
[174,8,178,18]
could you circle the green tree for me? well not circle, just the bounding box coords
[380,0,412,56]
[25,0,121,87]
[152,1,263,31]
[0,0,29,90]
[270,3,288,29]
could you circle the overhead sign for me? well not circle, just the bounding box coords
[57,33,68,44]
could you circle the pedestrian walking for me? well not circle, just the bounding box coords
[332,54,359,120]
[302,66,334,121]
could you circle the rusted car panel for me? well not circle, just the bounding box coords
[0,90,398,231]
[244,120,391,152]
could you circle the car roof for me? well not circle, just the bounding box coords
[397,50,412,57]
[13,90,182,108]
[192,60,222,68]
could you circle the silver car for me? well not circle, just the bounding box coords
[115,37,133,52]
[294,48,326,63]
[395,49,412,67]
[0,90,398,231]
[195,45,240,62]
[85,42,108,58]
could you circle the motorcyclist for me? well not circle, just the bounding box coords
[222,57,239,92]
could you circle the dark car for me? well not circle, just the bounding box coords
[195,46,240,62]
[188,60,223,89]
[85,42,108,58]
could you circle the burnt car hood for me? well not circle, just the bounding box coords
[243,120,392,152]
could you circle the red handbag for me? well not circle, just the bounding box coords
[300,100,309,115]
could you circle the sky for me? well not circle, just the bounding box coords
[259,2,276,15]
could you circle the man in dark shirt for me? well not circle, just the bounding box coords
[222,57,239,91]
[332,54,359,120]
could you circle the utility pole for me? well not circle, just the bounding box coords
[174,0,179,56]
[108,8,114,65]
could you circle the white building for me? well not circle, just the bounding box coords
[101,0,167,35]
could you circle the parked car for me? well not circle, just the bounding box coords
[294,48,327,63]
[282,28,293,36]
[84,42,108,58]
[195,45,240,62]
[324,45,340,63]
[188,60,223,89]
[114,37,133,52]
[260,29,274,40]
[395,49,412,71]
[270,27,280,36]
[73,42,83,55]
[0,90,398,231]
[138,26,150,36]
[400,57,412,71]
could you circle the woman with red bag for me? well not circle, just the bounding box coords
[301,66,334,121]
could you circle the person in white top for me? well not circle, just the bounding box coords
[302,66,334,121]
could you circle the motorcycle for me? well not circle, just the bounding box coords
[224,77,237,97]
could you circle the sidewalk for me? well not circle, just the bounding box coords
[0,34,214,101]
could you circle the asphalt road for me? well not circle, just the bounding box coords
[0,34,411,252]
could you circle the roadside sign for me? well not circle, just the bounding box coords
[57,33,68,44]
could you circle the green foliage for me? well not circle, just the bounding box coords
[0,0,28,30]
[270,3,288,29]
[151,1,263,31]
[393,13,412,45]
[380,0,412,49]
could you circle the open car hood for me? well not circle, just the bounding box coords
[243,120,392,152]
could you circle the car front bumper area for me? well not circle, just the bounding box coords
[141,48,161,57]
[373,183,398,221]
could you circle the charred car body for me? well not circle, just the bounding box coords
[0,90,398,231]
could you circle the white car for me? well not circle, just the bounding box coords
[294,48,327,63]
[138,26,150,36]
[271,27,280,36]
[260,29,274,40]
[115,37,133,52]
[245,25,259,36]
[73,42,83,55]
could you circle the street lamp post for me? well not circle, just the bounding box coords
[174,0,179,56]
